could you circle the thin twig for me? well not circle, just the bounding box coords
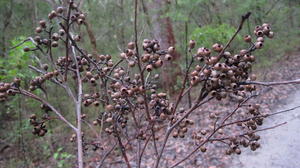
[10,88,77,131]
[241,79,300,86]
[216,12,251,62]
[134,0,159,157]
[96,143,117,168]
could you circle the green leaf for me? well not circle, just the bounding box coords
[53,153,59,160]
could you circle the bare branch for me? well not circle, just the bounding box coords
[241,79,300,86]
[10,88,77,131]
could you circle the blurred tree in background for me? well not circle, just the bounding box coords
[0,0,299,167]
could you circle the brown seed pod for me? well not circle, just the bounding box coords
[93,101,100,107]
[200,129,207,135]
[165,54,172,61]
[181,127,188,133]
[191,76,200,86]
[107,61,114,67]
[200,146,207,153]
[35,27,43,34]
[190,70,198,77]
[189,40,196,50]
[257,37,264,42]
[255,42,263,49]
[48,10,57,19]
[106,117,113,123]
[267,31,274,38]
[244,35,252,43]
[105,104,114,112]
[77,19,84,25]
[74,35,81,42]
[159,113,167,120]
[127,42,135,50]
[263,26,271,34]
[223,51,232,58]
[212,43,223,52]
[93,120,98,126]
[23,46,30,52]
[141,54,150,62]
[52,33,60,41]
[240,49,248,55]
[255,30,264,37]
[208,57,218,65]
[39,20,47,28]
[168,46,175,55]
[58,29,65,37]
[78,14,85,20]
[30,114,37,120]
[214,63,223,71]
[146,64,153,72]
[154,59,163,68]
[120,52,127,59]
[157,92,167,98]
[98,54,106,61]
[172,131,179,138]
[85,71,93,78]
[34,36,41,43]
[81,114,86,119]
[195,65,202,71]
[262,23,270,28]
[42,39,49,45]
[56,6,64,13]
[235,148,241,155]
[128,61,135,67]
[203,68,211,76]
[51,41,58,47]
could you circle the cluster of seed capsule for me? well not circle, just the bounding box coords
[29,70,59,91]
[172,119,195,138]
[83,40,174,136]
[224,132,261,155]
[243,104,264,130]
[149,92,172,119]
[188,23,274,101]
[73,54,114,85]
[23,3,85,52]
[82,93,101,107]
[181,23,274,154]
[141,39,175,72]
[222,95,264,154]
[29,114,48,137]
[0,78,22,101]
[162,107,194,138]
[0,83,12,102]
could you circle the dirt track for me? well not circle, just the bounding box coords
[232,90,300,168]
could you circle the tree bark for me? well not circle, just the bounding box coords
[151,0,181,94]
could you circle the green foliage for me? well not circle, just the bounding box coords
[0,37,35,81]
[190,24,240,48]
[164,0,208,22]
[53,147,74,168]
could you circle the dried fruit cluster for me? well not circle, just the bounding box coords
[29,114,48,137]
[189,23,274,100]
[0,2,283,168]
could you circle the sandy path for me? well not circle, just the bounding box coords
[232,91,300,168]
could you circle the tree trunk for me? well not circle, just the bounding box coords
[150,0,181,95]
